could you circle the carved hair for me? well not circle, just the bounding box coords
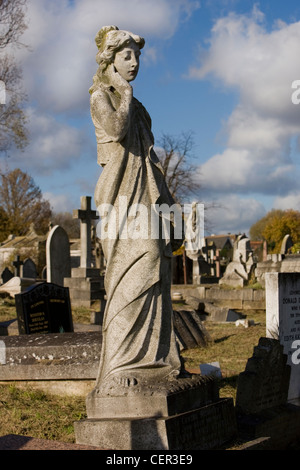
[89,26,144,94]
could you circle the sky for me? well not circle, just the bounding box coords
[3,0,300,236]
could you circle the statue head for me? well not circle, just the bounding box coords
[90,26,145,92]
[95,26,144,66]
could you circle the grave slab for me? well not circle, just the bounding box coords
[266,272,300,400]
[0,331,101,381]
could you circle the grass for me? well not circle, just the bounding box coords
[0,296,266,443]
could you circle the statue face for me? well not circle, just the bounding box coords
[113,41,141,82]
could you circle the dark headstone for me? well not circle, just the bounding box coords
[15,282,73,335]
[13,255,23,277]
[1,267,14,284]
[22,258,38,279]
[236,337,291,415]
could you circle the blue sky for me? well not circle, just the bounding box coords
[4,0,300,236]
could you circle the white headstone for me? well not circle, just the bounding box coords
[46,225,71,286]
[266,272,300,400]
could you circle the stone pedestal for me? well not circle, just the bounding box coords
[64,267,106,308]
[74,375,237,450]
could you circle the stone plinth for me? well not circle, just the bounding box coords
[74,376,237,450]
[64,267,106,308]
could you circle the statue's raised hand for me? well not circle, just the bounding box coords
[106,64,132,95]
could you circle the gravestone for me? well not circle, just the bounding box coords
[73,196,98,272]
[236,337,290,415]
[23,258,38,279]
[13,255,23,277]
[15,282,73,335]
[219,234,255,287]
[64,196,105,309]
[266,272,300,400]
[46,225,71,286]
[280,234,293,255]
[1,267,13,284]
[235,336,300,448]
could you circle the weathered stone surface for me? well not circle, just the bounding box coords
[0,331,101,380]
[86,375,218,419]
[75,397,236,450]
[266,272,300,400]
[236,337,291,415]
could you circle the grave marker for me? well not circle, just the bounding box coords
[15,282,73,335]
[46,225,71,286]
[266,272,300,400]
[1,267,13,284]
[73,196,98,269]
[23,258,38,279]
[13,255,23,277]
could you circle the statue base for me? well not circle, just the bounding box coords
[74,375,237,450]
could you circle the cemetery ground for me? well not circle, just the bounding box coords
[0,296,266,446]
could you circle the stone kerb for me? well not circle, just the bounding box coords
[0,332,102,395]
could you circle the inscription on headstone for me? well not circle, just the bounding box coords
[15,282,73,335]
[266,272,300,400]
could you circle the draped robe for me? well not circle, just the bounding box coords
[91,85,182,391]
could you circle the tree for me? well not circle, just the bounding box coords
[0,168,52,236]
[249,209,284,241]
[0,0,27,50]
[155,131,201,202]
[51,212,80,239]
[0,205,10,242]
[0,0,28,152]
[250,208,300,253]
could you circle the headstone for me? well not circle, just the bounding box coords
[15,282,73,335]
[73,196,98,270]
[280,234,293,255]
[13,255,23,277]
[64,196,105,308]
[219,234,255,287]
[266,272,300,400]
[236,337,291,415]
[1,267,13,284]
[46,225,71,286]
[22,258,38,279]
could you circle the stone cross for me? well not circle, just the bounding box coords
[13,255,23,277]
[73,196,98,268]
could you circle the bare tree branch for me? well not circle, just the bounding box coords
[156,131,201,202]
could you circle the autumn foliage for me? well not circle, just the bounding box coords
[250,209,300,253]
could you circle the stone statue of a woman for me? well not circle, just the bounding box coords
[89,26,184,396]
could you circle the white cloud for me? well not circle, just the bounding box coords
[8,107,87,175]
[17,0,200,114]
[206,194,266,235]
[273,192,300,212]
[43,191,75,213]
[189,7,300,200]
